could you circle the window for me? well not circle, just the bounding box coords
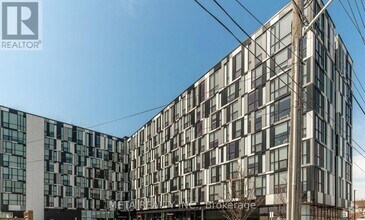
[227,83,237,103]
[227,141,239,160]
[270,96,290,124]
[227,101,239,122]
[252,64,265,88]
[3,128,25,144]
[255,33,265,63]
[314,168,323,193]
[233,52,242,80]
[211,112,221,130]
[315,39,325,67]
[255,176,266,196]
[226,161,239,180]
[252,131,263,153]
[315,63,325,92]
[272,121,289,146]
[315,116,327,144]
[209,185,220,201]
[209,70,219,96]
[302,141,309,165]
[211,166,221,183]
[3,141,25,156]
[45,122,55,137]
[271,13,291,54]
[248,155,259,175]
[209,131,219,149]
[314,89,325,117]
[232,119,242,139]
[315,143,325,168]
[2,111,25,131]
[270,146,288,171]
[274,171,287,193]
[273,47,291,74]
[199,81,205,103]
[210,97,217,113]
[224,62,229,85]
[248,90,260,113]
[3,154,25,169]
[77,130,83,144]
[270,72,290,100]
[254,109,263,131]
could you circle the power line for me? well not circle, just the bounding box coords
[346,0,365,29]
[195,0,365,158]
[339,0,365,43]
[361,0,365,13]
[235,0,365,109]
[353,0,365,28]
[208,0,303,99]
[354,160,365,174]
[354,71,365,94]
[305,2,365,116]
[354,95,365,116]
[25,104,166,146]
[353,81,365,105]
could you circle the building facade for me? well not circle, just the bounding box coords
[0,0,354,220]
[128,0,353,219]
[0,107,129,220]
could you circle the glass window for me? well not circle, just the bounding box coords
[248,90,260,113]
[226,161,239,180]
[228,101,239,122]
[273,121,289,146]
[233,52,242,80]
[248,155,259,175]
[209,185,220,201]
[255,176,266,196]
[209,131,219,149]
[273,47,291,74]
[270,96,290,124]
[255,33,265,63]
[252,64,264,89]
[270,72,290,101]
[252,131,263,153]
[271,13,292,54]
[209,70,219,96]
[210,166,221,183]
[274,171,287,193]
[270,146,288,171]
[232,119,242,139]
[2,111,25,131]
[315,116,327,144]
[227,141,239,160]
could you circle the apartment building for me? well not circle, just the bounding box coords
[128,0,353,219]
[0,106,129,220]
[0,0,354,220]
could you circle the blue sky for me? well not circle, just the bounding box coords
[0,0,365,198]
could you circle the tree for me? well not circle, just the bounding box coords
[220,161,264,220]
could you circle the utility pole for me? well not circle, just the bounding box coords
[287,0,303,219]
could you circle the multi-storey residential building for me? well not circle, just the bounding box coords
[0,106,129,220]
[0,0,354,220]
[128,0,353,219]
